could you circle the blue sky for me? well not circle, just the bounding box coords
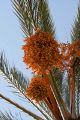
[0,0,79,120]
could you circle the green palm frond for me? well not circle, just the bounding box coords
[0,94,44,120]
[71,3,80,117]
[73,58,80,117]
[0,111,23,120]
[12,0,55,37]
[71,4,80,41]
[51,68,70,109]
[10,66,29,93]
[52,68,63,93]
[0,52,28,94]
[39,102,55,120]
[36,0,55,34]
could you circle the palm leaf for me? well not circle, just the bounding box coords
[0,111,23,120]
[39,102,55,120]
[0,52,28,94]
[71,3,80,117]
[0,94,44,120]
[73,58,80,117]
[36,0,55,34]
[52,68,63,94]
[12,0,55,37]
[51,68,70,109]
[71,4,80,41]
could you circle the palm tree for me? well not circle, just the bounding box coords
[0,0,80,120]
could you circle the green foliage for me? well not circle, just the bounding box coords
[0,53,28,94]
[0,112,22,120]
[71,4,80,117]
[12,0,55,37]
[71,5,80,41]
[36,0,55,34]
[73,58,80,116]
[52,68,63,93]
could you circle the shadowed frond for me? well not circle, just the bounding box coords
[73,58,80,117]
[12,0,55,37]
[52,68,63,94]
[39,102,55,120]
[51,68,70,108]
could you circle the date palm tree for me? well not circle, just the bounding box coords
[0,0,80,120]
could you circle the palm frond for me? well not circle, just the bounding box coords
[73,58,80,117]
[0,52,28,94]
[71,4,80,41]
[0,111,23,120]
[36,0,55,34]
[52,68,63,93]
[52,68,70,109]
[71,3,80,117]
[10,66,29,93]
[12,0,55,37]
[39,102,55,120]
[0,94,44,120]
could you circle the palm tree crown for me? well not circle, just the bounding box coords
[0,1,80,120]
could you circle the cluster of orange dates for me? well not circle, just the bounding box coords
[26,73,51,102]
[22,29,80,102]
